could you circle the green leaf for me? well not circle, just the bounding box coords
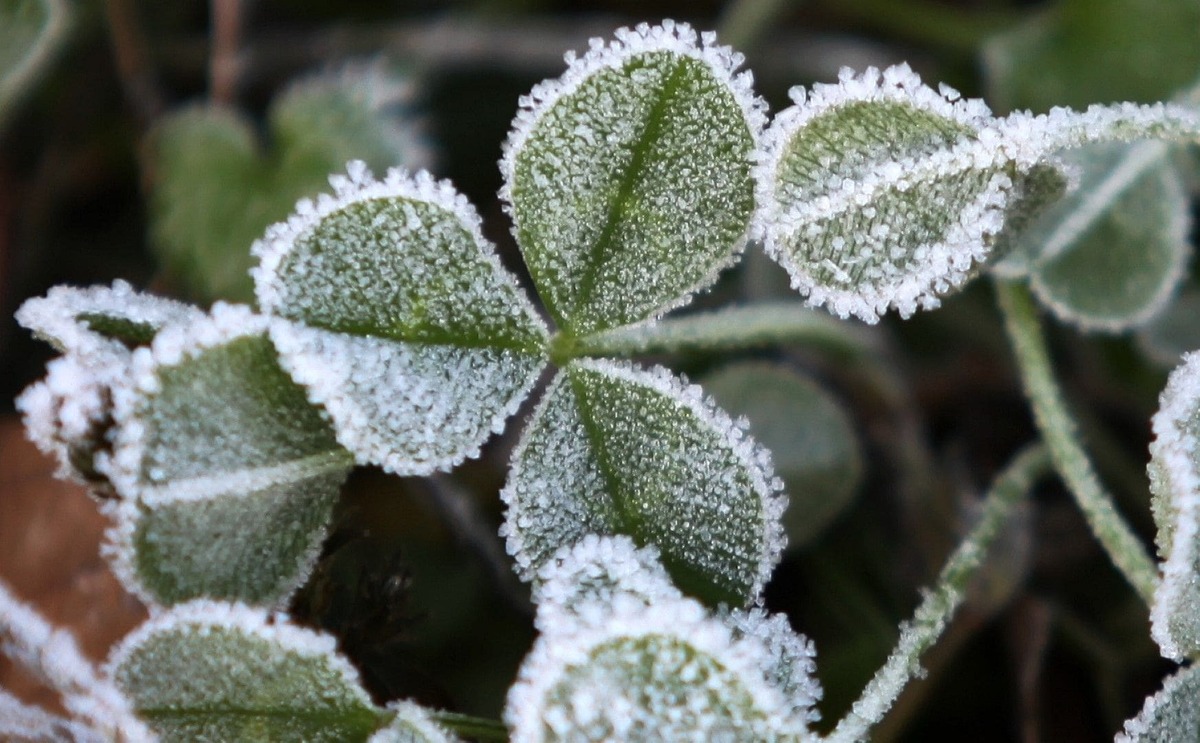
[108,601,386,742]
[103,305,353,606]
[507,536,814,740]
[1116,664,1200,742]
[149,64,426,302]
[0,0,69,130]
[702,362,862,548]
[254,164,548,476]
[502,358,785,607]
[983,0,1200,112]
[756,62,1200,323]
[502,21,763,336]
[368,702,461,743]
[995,142,1192,332]
[1138,285,1200,366]
[1148,351,1200,660]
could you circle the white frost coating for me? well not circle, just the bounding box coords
[1116,664,1200,743]
[499,18,766,209]
[0,580,152,741]
[1148,351,1200,660]
[269,320,543,475]
[252,161,542,338]
[507,591,811,741]
[15,280,202,361]
[104,598,374,709]
[722,608,822,724]
[369,700,460,743]
[0,688,106,743]
[532,535,683,634]
[100,302,271,498]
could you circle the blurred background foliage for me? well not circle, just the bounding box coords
[2,0,1198,740]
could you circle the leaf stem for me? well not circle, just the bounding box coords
[430,711,509,741]
[571,302,880,360]
[828,443,1051,743]
[995,280,1158,604]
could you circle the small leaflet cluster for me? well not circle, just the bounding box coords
[506,536,821,742]
[1147,351,1200,660]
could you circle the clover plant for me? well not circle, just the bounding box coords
[7,18,1200,742]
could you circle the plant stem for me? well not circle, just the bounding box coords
[828,443,1051,743]
[430,711,509,741]
[571,302,880,360]
[995,280,1158,604]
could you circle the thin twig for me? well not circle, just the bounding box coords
[209,0,245,104]
[102,0,166,124]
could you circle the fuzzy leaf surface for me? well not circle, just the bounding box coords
[109,601,385,742]
[702,362,862,548]
[1116,664,1200,742]
[1148,351,1200,659]
[503,21,762,336]
[502,359,785,607]
[105,306,352,606]
[255,165,547,476]
[149,65,425,302]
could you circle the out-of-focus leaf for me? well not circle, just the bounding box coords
[502,359,785,607]
[254,164,547,476]
[103,305,353,606]
[502,20,763,336]
[149,65,427,302]
[984,0,1200,112]
[702,362,862,548]
[1138,285,1200,366]
[0,0,69,129]
[108,601,386,742]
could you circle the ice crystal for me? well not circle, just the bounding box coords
[501,20,765,336]
[502,358,786,607]
[253,162,547,475]
[108,600,385,742]
[1116,664,1200,743]
[1148,351,1200,659]
[100,303,352,607]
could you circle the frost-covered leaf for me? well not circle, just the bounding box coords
[150,64,428,302]
[502,20,764,336]
[1138,285,1200,366]
[702,362,862,548]
[108,600,386,742]
[756,63,1200,323]
[983,0,1200,113]
[1148,351,1200,659]
[721,608,822,726]
[102,304,353,606]
[996,142,1192,331]
[254,164,548,476]
[1116,664,1200,742]
[0,0,69,129]
[15,282,204,485]
[507,564,814,740]
[502,358,785,607]
[368,702,461,743]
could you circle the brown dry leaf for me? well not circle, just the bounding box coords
[0,415,146,713]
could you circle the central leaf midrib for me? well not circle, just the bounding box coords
[140,705,379,725]
[142,448,353,502]
[285,316,546,355]
[569,57,689,332]
[567,366,638,539]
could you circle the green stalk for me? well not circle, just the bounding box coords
[828,443,1051,743]
[995,280,1158,604]
[430,711,508,741]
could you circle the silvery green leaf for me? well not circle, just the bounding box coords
[368,702,461,743]
[254,163,548,476]
[1003,142,1191,332]
[14,282,203,485]
[1148,350,1200,659]
[702,362,862,548]
[150,64,428,302]
[501,20,764,336]
[1116,664,1200,743]
[108,600,386,742]
[721,608,822,726]
[102,304,353,606]
[502,358,785,607]
[507,569,813,741]
[1138,285,1200,366]
[0,0,69,131]
[756,64,1200,323]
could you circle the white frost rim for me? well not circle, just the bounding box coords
[1115,663,1200,742]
